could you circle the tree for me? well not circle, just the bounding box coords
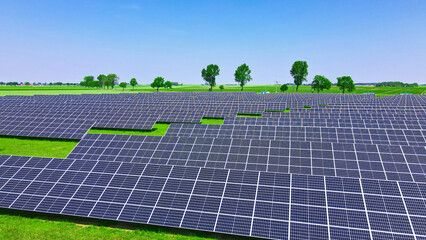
[151,77,164,92]
[119,82,127,90]
[219,85,224,90]
[234,64,252,91]
[201,64,220,91]
[375,81,418,87]
[280,84,288,92]
[84,76,94,87]
[106,74,119,89]
[25,82,30,85]
[97,74,107,88]
[130,78,138,89]
[164,81,172,89]
[311,75,332,93]
[337,76,356,94]
[290,61,308,92]
[88,80,101,88]
[104,79,112,89]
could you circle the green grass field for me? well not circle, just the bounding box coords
[0,136,78,158]
[87,123,170,136]
[1,84,425,97]
[200,118,224,125]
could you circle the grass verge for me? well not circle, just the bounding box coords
[200,118,224,125]
[87,123,170,136]
[0,136,78,158]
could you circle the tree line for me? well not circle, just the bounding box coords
[198,61,355,93]
[81,74,178,91]
[375,81,418,87]
[78,61,355,93]
[0,82,79,86]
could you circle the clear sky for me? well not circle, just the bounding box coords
[1,0,425,85]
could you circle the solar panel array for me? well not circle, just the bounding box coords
[0,92,425,240]
[166,123,426,147]
[0,116,94,139]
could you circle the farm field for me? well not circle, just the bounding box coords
[0,84,425,97]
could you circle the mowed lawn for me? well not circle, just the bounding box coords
[1,85,425,97]
[0,137,78,158]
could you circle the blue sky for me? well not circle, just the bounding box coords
[1,0,425,84]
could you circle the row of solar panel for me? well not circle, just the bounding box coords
[0,117,94,139]
[0,155,424,239]
[67,134,426,182]
[165,123,426,147]
[262,112,426,120]
[222,118,426,130]
[1,104,424,118]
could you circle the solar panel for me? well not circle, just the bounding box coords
[165,123,426,146]
[66,134,426,183]
[0,93,425,239]
[0,155,424,239]
[0,116,94,139]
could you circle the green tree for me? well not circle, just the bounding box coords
[234,63,252,91]
[151,77,164,92]
[130,78,138,89]
[311,75,332,93]
[97,74,107,88]
[337,76,356,94]
[280,84,288,92]
[201,64,220,91]
[290,61,308,92]
[119,82,127,90]
[219,85,224,90]
[104,80,112,89]
[88,80,101,88]
[106,74,119,89]
[164,81,172,89]
[24,82,30,85]
[0,82,5,85]
[83,76,94,88]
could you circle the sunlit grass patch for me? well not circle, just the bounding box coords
[0,136,78,158]
[87,123,170,136]
[200,118,224,125]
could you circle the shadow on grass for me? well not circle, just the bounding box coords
[236,113,262,118]
[0,135,79,142]
[0,208,259,240]
[264,108,290,113]
[87,123,170,136]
